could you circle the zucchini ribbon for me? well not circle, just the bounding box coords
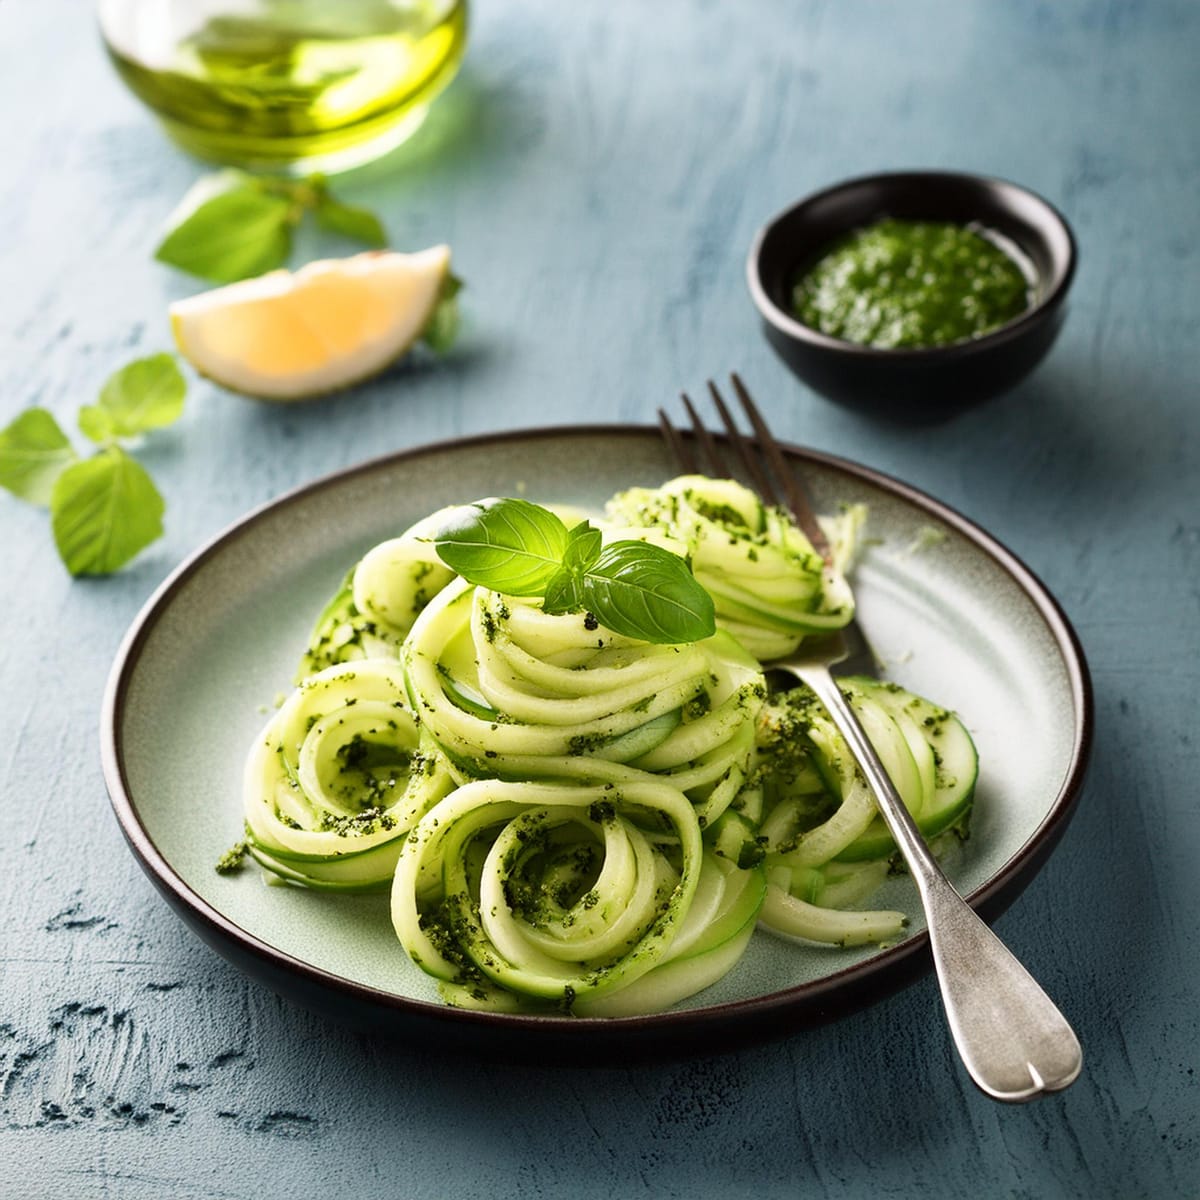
[606,475,860,659]
[390,777,764,1015]
[392,577,769,1010]
[243,659,455,890]
[755,678,977,945]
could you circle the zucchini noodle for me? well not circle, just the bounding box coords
[239,475,978,1014]
[390,777,742,1013]
[297,508,459,680]
[401,578,765,831]
[244,659,455,890]
[754,678,977,945]
[606,475,861,660]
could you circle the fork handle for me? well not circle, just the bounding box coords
[786,661,1083,1102]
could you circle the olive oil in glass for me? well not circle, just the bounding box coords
[98,0,467,173]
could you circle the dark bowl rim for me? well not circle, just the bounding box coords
[746,169,1078,361]
[100,423,1093,1055]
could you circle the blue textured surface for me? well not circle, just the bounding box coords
[1,2,1197,1197]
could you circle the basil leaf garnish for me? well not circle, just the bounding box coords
[95,353,186,437]
[433,498,570,596]
[420,273,463,354]
[0,408,77,506]
[542,569,585,614]
[50,447,165,576]
[1,355,186,574]
[579,541,715,644]
[435,498,716,645]
[562,522,603,571]
[155,177,294,284]
[155,170,392,284]
[313,193,388,248]
[78,404,118,445]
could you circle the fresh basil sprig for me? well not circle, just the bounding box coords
[155,170,388,284]
[433,498,716,645]
[0,354,185,576]
[432,498,571,596]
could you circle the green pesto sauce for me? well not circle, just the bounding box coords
[791,218,1032,349]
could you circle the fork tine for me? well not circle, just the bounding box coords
[657,408,698,474]
[730,372,830,559]
[707,380,780,507]
[680,391,726,477]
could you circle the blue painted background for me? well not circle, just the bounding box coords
[1,1,1196,1196]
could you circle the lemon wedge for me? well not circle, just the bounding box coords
[169,246,453,400]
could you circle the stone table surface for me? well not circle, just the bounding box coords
[1,2,1197,1197]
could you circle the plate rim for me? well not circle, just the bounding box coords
[100,423,1094,1053]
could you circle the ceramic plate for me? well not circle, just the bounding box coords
[102,427,1092,1061]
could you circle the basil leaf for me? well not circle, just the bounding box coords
[421,273,463,353]
[314,193,387,248]
[542,567,584,614]
[434,498,569,596]
[563,522,603,571]
[156,177,293,283]
[543,522,603,615]
[157,170,391,282]
[0,408,77,506]
[434,499,714,644]
[96,353,186,437]
[78,404,117,445]
[579,541,715,644]
[50,447,165,575]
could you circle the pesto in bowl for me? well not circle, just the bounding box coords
[746,170,1077,419]
[791,218,1032,350]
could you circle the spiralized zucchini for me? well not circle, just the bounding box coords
[296,507,458,680]
[401,578,764,829]
[754,679,976,946]
[243,659,455,890]
[390,777,765,1015]
[239,475,977,1015]
[606,475,862,660]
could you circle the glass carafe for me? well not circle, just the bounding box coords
[98,0,467,173]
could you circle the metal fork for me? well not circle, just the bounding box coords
[660,374,1082,1103]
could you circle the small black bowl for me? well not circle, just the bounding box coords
[747,171,1076,420]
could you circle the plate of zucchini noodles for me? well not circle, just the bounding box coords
[102,427,1091,1060]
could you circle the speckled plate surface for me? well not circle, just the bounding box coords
[101,427,1092,1062]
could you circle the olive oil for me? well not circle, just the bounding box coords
[99,1,467,173]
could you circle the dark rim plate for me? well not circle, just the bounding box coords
[101,426,1092,1063]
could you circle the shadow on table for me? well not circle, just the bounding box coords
[813,352,1174,540]
[346,66,545,193]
